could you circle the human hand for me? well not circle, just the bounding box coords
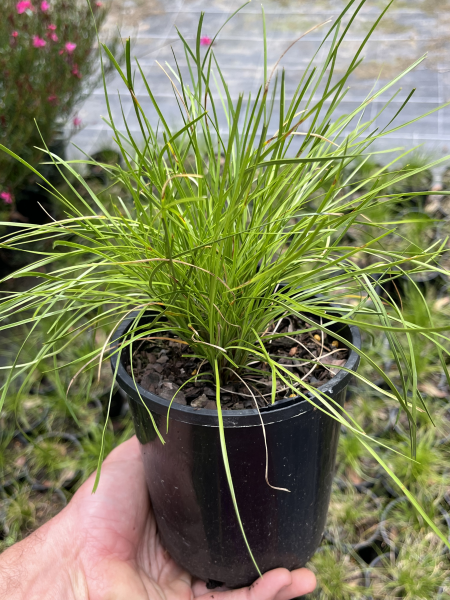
[0,436,316,600]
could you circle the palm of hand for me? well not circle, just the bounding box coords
[65,437,315,600]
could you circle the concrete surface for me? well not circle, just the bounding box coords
[68,0,450,172]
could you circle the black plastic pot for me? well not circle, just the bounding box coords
[14,184,55,225]
[111,313,361,588]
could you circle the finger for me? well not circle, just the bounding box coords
[192,579,229,596]
[103,434,141,464]
[71,435,145,503]
[196,568,293,600]
[274,569,316,600]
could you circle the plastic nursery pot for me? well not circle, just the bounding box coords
[14,184,55,226]
[111,311,361,588]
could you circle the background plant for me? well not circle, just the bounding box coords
[0,0,117,207]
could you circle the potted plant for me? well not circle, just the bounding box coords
[1,0,450,589]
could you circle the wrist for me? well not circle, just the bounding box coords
[0,505,87,600]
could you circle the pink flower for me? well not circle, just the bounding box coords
[47,94,58,104]
[0,191,13,204]
[73,116,82,127]
[47,23,56,30]
[12,31,19,38]
[49,33,58,41]
[33,36,46,48]
[95,1,103,5]
[200,36,212,46]
[71,64,81,78]
[65,42,76,53]
[16,0,32,14]
[40,0,49,10]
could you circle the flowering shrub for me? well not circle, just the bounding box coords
[0,0,114,202]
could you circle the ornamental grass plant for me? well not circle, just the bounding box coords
[0,0,117,205]
[1,0,450,566]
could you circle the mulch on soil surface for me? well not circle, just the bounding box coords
[125,315,349,410]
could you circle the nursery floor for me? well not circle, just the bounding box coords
[70,0,450,173]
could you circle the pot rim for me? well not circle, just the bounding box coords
[111,311,361,427]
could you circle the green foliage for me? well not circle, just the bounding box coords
[326,483,381,547]
[388,151,434,199]
[78,417,133,485]
[1,0,450,561]
[0,0,115,196]
[370,534,449,599]
[385,431,447,496]
[26,434,82,487]
[308,547,367,599]
[382,495,449,549]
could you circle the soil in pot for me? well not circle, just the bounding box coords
[126,315,349,410]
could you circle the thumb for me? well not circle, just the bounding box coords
[196,568,316,600]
